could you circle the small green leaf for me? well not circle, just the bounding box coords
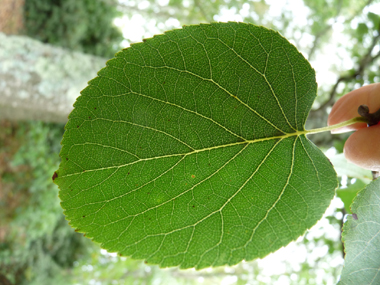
[55,22,337,269]
[337,179,367,214]
[368,12,380,29]
[339,178,380,284]
[356,23,369,42]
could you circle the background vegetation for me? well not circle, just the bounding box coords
[23,0,123,58]
[0,0,379,284]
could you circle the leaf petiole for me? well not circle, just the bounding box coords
[305,116,368,135]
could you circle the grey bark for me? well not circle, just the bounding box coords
[0,32,107,123]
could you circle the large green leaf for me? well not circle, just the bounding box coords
[339,178,380,284]
[54,22,337,269]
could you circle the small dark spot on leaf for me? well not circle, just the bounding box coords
[66,157,68,161]
[77,125,79,128]
[94,107,97,110]
[147,192,150,195]
[191,174,195,178]
[89,116,91,119]
[352,213,358,220]
[144,261,148,264]
[192,205,195,208]
[83,215,85,218]
[128,172,130,175]
[52,172,58,181]
[75,229,80,232]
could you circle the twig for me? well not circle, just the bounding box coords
[308,0,374,60]
[314,25,380,113]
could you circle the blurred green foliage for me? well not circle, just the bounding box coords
[349,11,380,84]
[24,0,123,58]
[0,121,93,284]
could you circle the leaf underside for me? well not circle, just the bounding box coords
[339,178,380,285]
[55,22,337,269]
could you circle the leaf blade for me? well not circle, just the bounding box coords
[55,22,337,269]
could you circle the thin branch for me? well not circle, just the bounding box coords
[308,0,343,60]
[308,0,375,60]
[314,25,380,112]
[373,49,380,61]
[308,26,331,60]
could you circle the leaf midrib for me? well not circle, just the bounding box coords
[61,130,309,179]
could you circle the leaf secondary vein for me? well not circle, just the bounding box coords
[213,35,296,132]
[124,63,288,134]
[244,136,296,247]
[97,82,246,141]
[299,136,321,190]
[113,144,252,247]
[196,138,287,262]
[113,141,283,254]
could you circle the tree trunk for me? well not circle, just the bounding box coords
[0,32,107,123]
